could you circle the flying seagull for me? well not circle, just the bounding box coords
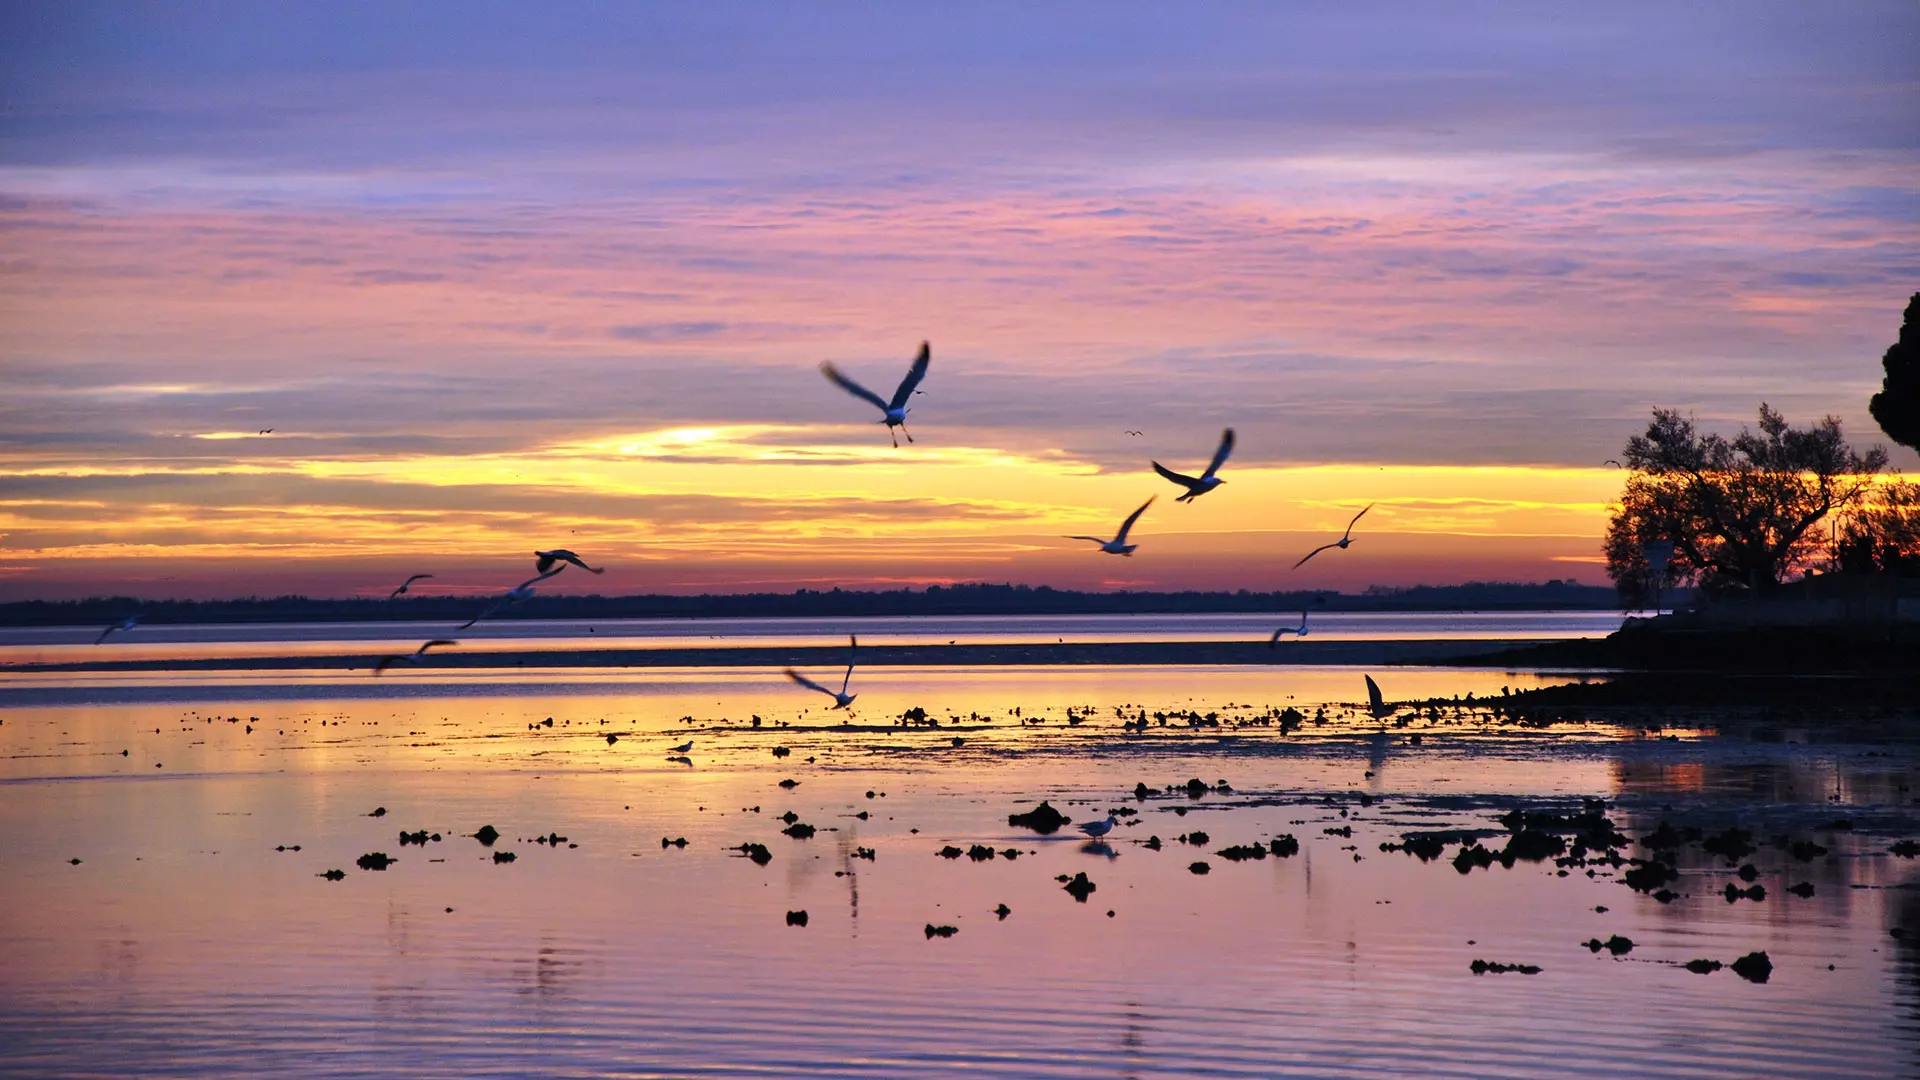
[388,573,433,600]
[1364,674,1397,722]
[1269,610,1312,647]
[1152,428,1234,502]
[535,549,604,575]
[459,567,565,630]
[1066,496,1154,556]
[785,634,859,709]
[374,639,456,676]
[1294,504,1374,569]
[820,342,930,448]
[94,614,140,645]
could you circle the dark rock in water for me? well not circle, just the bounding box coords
[534,832,568,846]
[605,733,618,745]
[1216,844,1267,861]
[1787,839,1828,862]
[853,847,876,861]
[1503,830,1566,862]
[1323,826,1352,838]
[925,924,958,939]
[1891,840,1920,858]
[937,846,964,859]
[399,830,432,846]
[1818,818,1853,831]
[1731,951,1772,983]
[772,746,791,757]
[778,779,799,789]
[356,852,395,871]
[321,869,345,881]
[369,807,387,818]
[1723,883,1766,903]
[1736,863,1759,882]
[1684,959,1721,975]
[786,910,808,927]
[1622,859,1678,892]
[1269,835,1300,858]
[1387,833,1454,861]
[1452,844,1507,874]
[966,845,996,862]
[1702,827,1756,863]
[661,836,688,848]
[737,842,773,866]
[1469,960,1541,975]
[1134,783,1152,800]
[493,851,516,863]
[1185,778,1208,799]
[1062,872,1096,901]
[781,811,799,824]
[1008,801,1072,834]
[69,857,82,865]
[1639,821,1697,851]
[1652,889,1677,904]
[1584,935,1634,955]
[473,825,500,846]
[1180,831,1211,846]
[1000,848,1021,860]
[1787,881,1816,898]
[1408,734,1423,745]
[783,823,816,839]
[1891,927,1907,940]
[1188,861,1211,875]
[995,903,1012,919]
[1145,835,1163,851]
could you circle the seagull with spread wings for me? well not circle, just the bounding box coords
[785,634,859,709]
[1066,496,1155,556]
[1268,596,1328,647]
[1152,428,1234,502]
[535,549,604,575]
[374,639,457,676]
[94,614,140,645]
[1294,504,1374,569]
[1364,674,1397,722]
[389,573,433,600]
[459,567,565,630]
[820,342,930,448]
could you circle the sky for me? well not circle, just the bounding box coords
[2,2,1916,601]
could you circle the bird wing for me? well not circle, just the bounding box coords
[513,567,566,592]
[1365,674,1385,714]
[93,624,117,645]
[1268,626,1292,647]
[1152,461,1199,488]
[785,668,835,698]
[1201,428,1235,479]
[1292,542,1339,569]
[820,362,890,413]
[842,635,857,693]
[886,342,931,410]
[417,639,457,656]
[373,655,403,675]
[1113,496,1155,543]
[1065,535,1107,545]
[1343,503,1374,540]
[405,573,431,587]
[459,601,504,631]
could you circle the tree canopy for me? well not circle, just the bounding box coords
[1870,292,1920,453]
[1605,404,1887,603]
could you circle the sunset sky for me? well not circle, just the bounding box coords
[2,3,1916,600]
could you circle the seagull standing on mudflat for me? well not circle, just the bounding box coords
[1152,428,1234,502]
[1066,496,1154,556]
[785,634,859,709]
[535,549,604,575]
[459,567,566,630]
[820,342,930,448]
[374,639,457,676]
[389,574,433,600]
[1078,813,1118,840]
[1294,504,1374,569]
[94,615,140,645]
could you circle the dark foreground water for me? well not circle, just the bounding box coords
[1,664,1915,1078]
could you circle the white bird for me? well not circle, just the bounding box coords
[668,740,693,754]
[1066,496,1155,556]
[1152,428,1234,502]
[1294,504,1374,569]
[459,567,565,630]
[535,549,604,575]
[785,634,859,709]
[1078,813,1119,840]
[1365,674,1397,721]
[388,573,432,600]
[1269,610,1312,646]
[94,614,140,645]
[374,639,456,676]
[820,342,930,448]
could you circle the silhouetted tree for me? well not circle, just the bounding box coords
[1605,404,1887,602]
[1836,478,1920,576]
[1870,292,1920,453]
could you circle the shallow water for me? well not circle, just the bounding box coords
[2,658,1916,1078]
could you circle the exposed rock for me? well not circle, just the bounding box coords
[924,924,958,938]
[473,825,500,846]
[1269,835,1300,858]
[1469,960,1541,974]
[1062,872,1096,901]
[782,823,816,839]
[786,910,808,927]
[1188,861,1211,875]
[1684,959,1722,975]
[737,842,773,866]
[1008,801,1071,834]
[1731,951,1772,983]
[355,852,395,871]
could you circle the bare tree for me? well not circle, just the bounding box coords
[1605,404,1887,602]
[1835,478,1920,576]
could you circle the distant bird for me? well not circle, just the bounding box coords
[1293,504,1373,569]
[1269,610,1312,646]
[1078,813,1119,840]
[258,428,273,435]
[535,549,604,575]
[1365,674,1397,721]
[94,615,140,645]
[668,740,693,754]
[459,567,565,630]
[388,573,433,600]
[1125,430,1143,437]
[374,639,456,676]
[1152,428,1234,502]
[1066,496,1154,556]
[785,634,859,709]
[820,341,930,448]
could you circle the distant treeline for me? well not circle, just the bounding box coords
[0,580,1640,627]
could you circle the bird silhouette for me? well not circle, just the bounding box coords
[1294,504,1374,569]
[1065,496,1155,556]
[459,567,565,630]
[1078,813,1118,840]
[1152,428,1234,502]
[1364,674,1397,721]
[535,549,603,574]
[786,634,859,709]
[388,573,432,600]
[374,639,456,675]
[820,342,930,448]
[94,614,140,645]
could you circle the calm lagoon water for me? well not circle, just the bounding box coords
[1,619,1914,1078]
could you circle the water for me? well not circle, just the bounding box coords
[1,617,1914,1077]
